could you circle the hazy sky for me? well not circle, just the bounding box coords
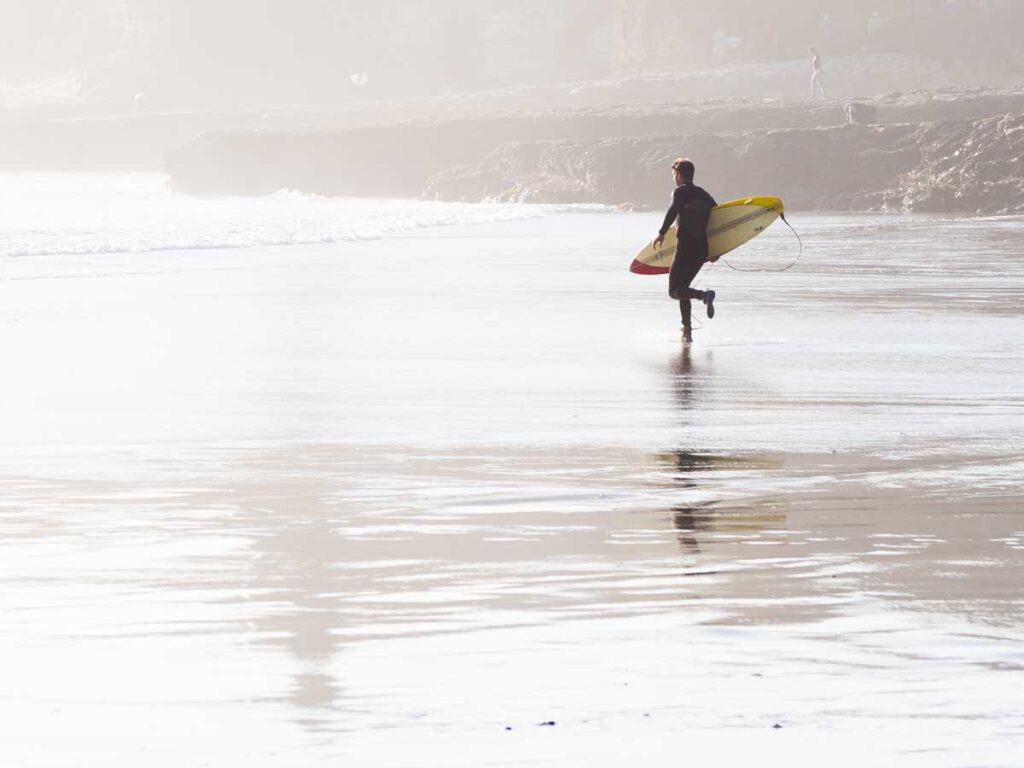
[1,0,1020,110]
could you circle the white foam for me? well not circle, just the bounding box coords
[0,173,546,258]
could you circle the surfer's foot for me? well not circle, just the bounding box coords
[681,326,693,343]
[703,289,716,319]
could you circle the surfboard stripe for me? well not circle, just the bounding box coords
[708,206,780,238]
[629,260,666,275]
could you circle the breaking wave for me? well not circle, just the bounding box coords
[0,173,550,259]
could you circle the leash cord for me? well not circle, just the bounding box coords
[720,213,803,272]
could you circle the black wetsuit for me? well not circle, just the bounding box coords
[659,181,717,328]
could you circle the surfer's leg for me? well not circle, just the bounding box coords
[679,298,691,329]
[673,248,716,329]
[674,253,717,319]
[675,254,707,301]
[676,255,699,335]
[668,245,686,300]
[679,286,715,318]
[679,297,693,342]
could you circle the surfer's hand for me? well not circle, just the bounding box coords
[653,234,664,249]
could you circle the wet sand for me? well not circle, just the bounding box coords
[1,212,1022,766]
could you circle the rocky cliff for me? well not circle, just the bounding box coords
[425,115,1024,215]
[164,89,1024,215]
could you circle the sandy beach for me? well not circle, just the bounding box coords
[1,208,1023,766]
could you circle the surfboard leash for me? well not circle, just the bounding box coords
[720,213,803,273]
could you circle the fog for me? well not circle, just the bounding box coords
[3,0,1023,111]
[4,5,1024,767]
[0,1,1023,210]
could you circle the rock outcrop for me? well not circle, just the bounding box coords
[425,118,1024,214]
[164,89,1024,215]
[884,115,1024,213]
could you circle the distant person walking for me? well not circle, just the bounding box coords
[652,158,717,343]
[809,47,826,98]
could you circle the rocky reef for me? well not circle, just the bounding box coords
[884,115,1024,213]
[164,88,1024,215]
[425,115,1024,215]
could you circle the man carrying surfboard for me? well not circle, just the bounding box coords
[652,158,717,343]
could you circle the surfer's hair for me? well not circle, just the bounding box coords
[671,158,695,180]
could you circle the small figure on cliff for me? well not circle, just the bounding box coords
[652,158,717,344]
[809,48,826,98]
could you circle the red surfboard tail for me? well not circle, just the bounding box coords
[629,259,669,275]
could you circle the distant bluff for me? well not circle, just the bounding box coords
[425,114,1024,215]
[165,89,1024,216]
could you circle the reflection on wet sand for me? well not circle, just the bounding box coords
[254,516,346,715]
[89,439,798,723]
[205,444,795,722]
[671,503,714,553]
[668,345,699,413]
[670,500,788,556]
[665,347,719,552]
[662,337,786,559]
[6,436,1019,747]
[659,450,787,554]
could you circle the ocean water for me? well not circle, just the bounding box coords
[0,172,549,259]
[1,174,1022,767]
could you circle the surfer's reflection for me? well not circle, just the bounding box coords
[659,450,785,555]
[667,450,727,478]
[666,349,710,553]
[659,450,717,554]
[661,451,722,553]
[670,345,696,412]
[672,502,716,554]
[668,344,716,416]
[248,514,347,714]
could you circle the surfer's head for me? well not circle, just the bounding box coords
[671,158,695,184]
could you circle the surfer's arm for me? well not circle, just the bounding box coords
[656,198,678,243]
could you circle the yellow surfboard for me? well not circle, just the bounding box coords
[629,196,784,274]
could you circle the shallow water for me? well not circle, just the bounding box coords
[1,206,1022,766]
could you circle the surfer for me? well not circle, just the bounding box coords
[652,158,717,343]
